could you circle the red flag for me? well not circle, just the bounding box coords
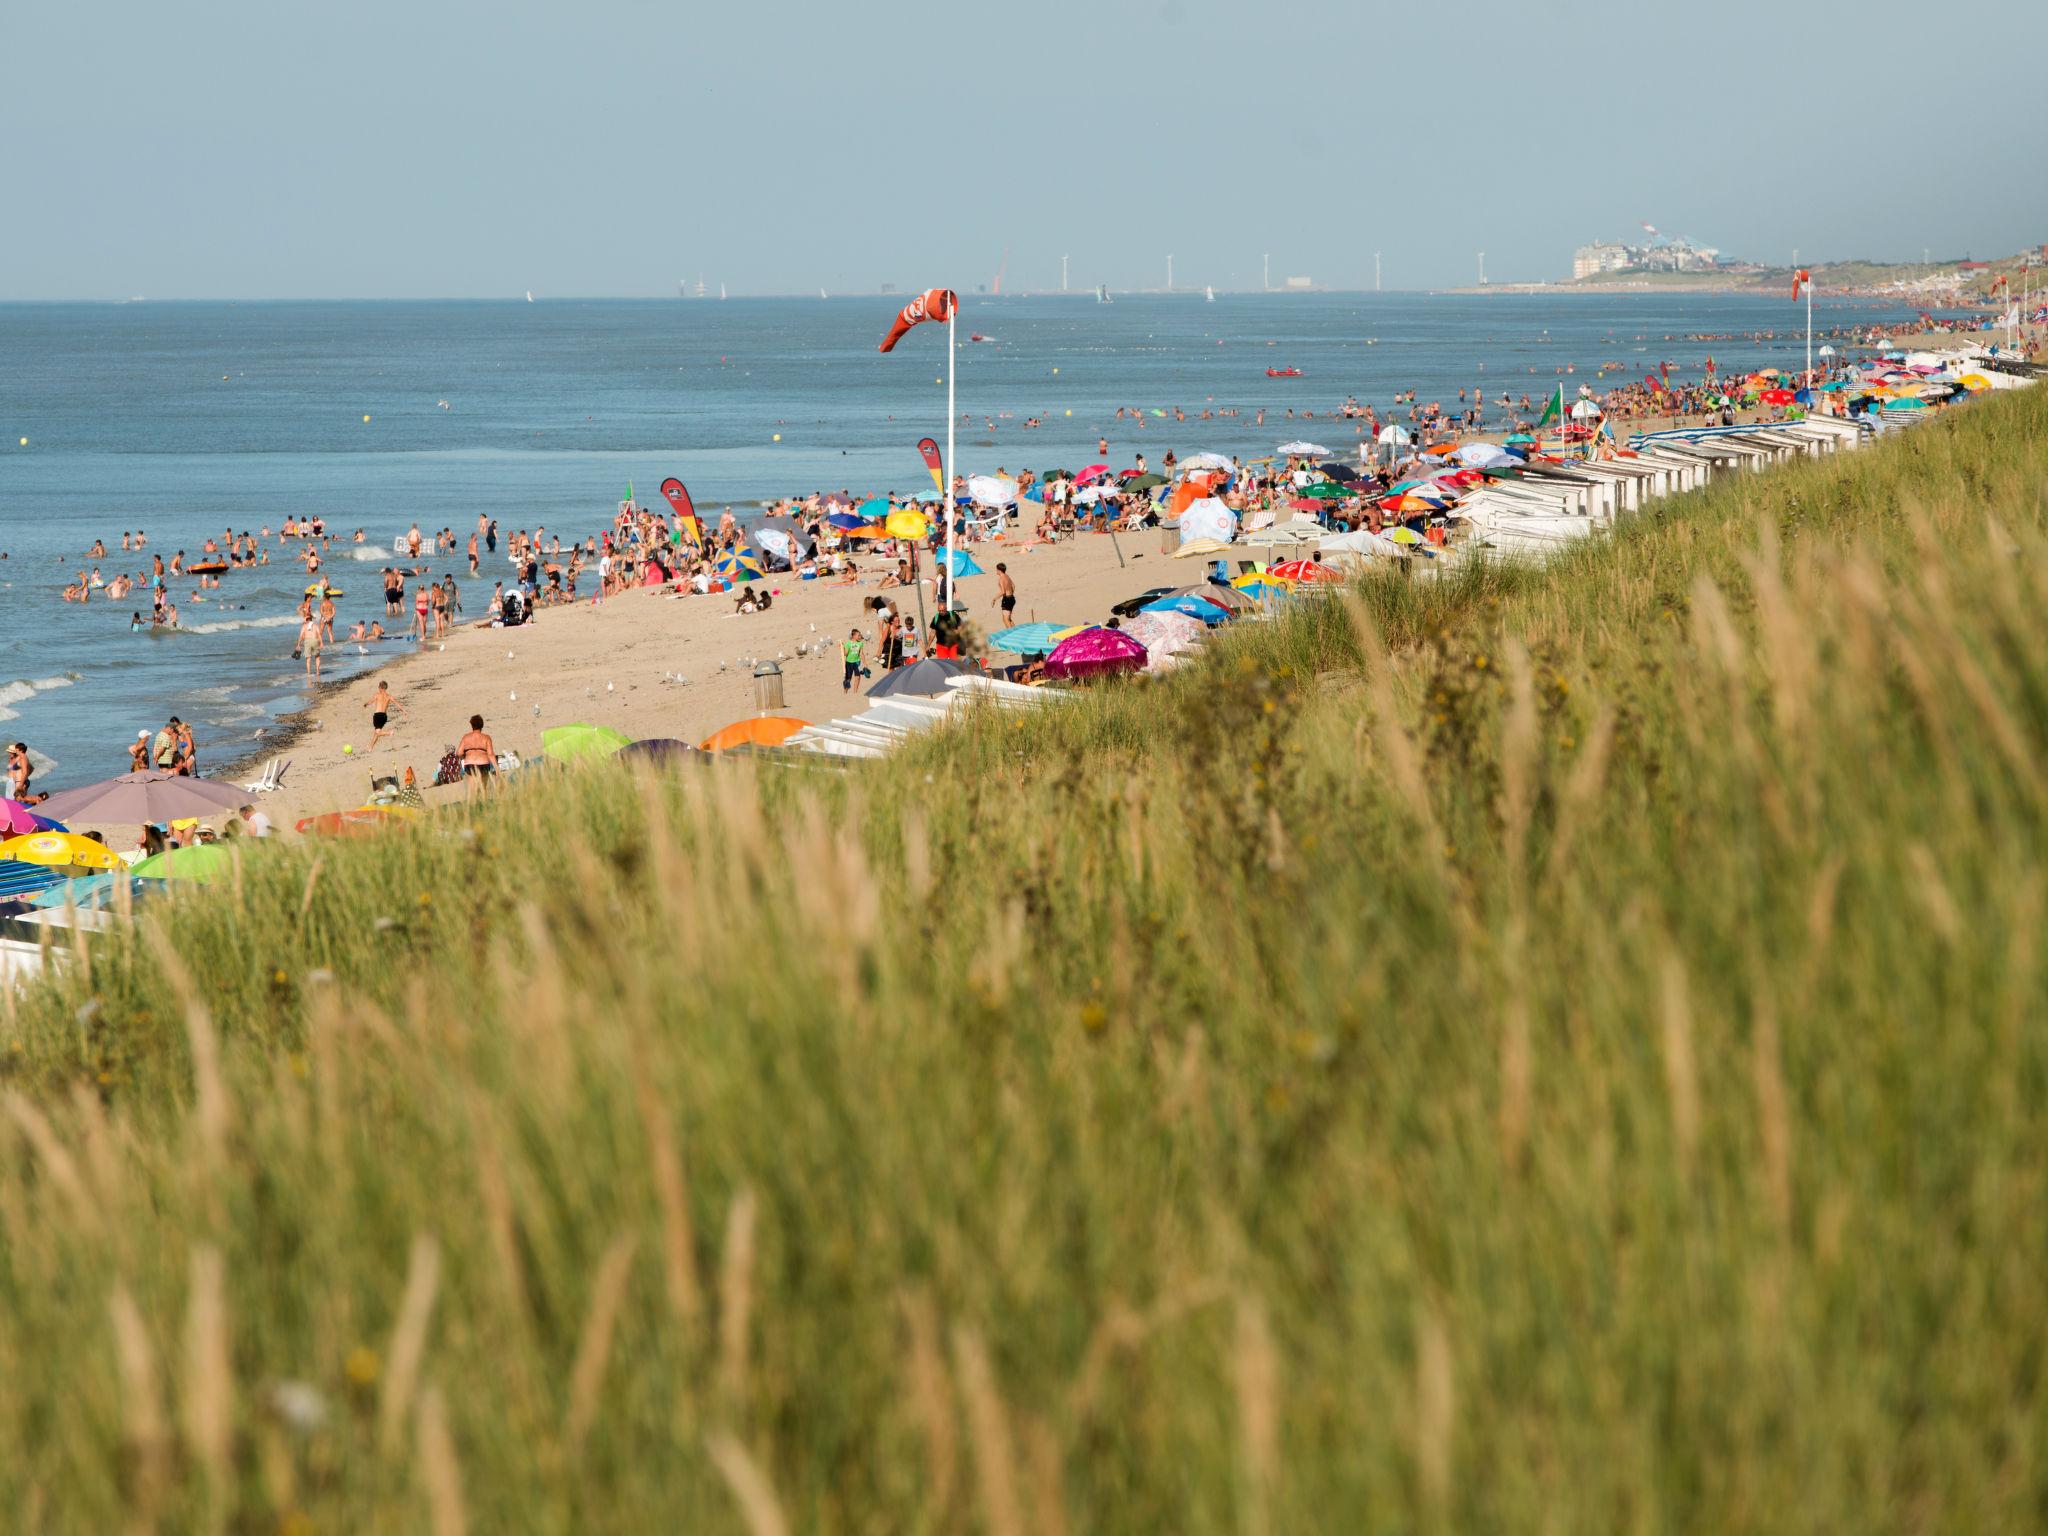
[659,478,702,544]
[1659,359,1671,381]
[878,288,958,353]
[1791,268,1810,300]
[1644,373,1665,393]
[916,437,944,492]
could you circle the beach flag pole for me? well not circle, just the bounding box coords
[943,308,957,617]
[1806,279,1813,386]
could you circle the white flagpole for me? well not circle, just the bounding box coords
[944,306,957,616]
[1805,277,1812,386]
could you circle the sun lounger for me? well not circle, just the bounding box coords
[244,757,291,794]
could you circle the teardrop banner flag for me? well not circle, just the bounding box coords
[917,437,944,493]
[879,288,957,353]
[659,478,702,545]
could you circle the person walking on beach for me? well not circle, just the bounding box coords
[993,562,1016,626]
[467,530,479,575]
[318,589,337,645]
[7,742,32,801]
[458,714,495,799]
[300,610,324,681]
[364,680,400,749]
[412,583,430,643]
[842,628,868,691]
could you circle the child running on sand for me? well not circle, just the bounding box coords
[364,680,400,748]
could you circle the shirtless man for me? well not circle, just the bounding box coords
[994,562,1016,626]
[363,680,400,748]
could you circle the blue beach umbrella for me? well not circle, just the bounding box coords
[826,511,865,530]
[1141,595,1231,625]
[857,497,890,521]
[1234,578,1292,603]
[989,621,1067,656]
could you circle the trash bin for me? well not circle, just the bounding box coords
[753,660,784,712]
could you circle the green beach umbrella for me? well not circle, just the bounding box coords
[1301,482,1349,500]
[541,723,634,763]
[1123,473,1166,492]
[130,844,235,883]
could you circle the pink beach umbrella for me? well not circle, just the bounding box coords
[0,799,64,836]
[1044,626,1149,680]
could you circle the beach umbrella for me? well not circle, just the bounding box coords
[1240,526,1314,549]
[866,658,970,699]
[37,771,246,827]
[1074,463,1111,485]
[1266,559,1342,583]
[1315,462,1361,482]
[1232,578,1292,603]
[1376,425,1412,446]
[935,549,984,578]
[0,831,122,872]
[1386,526,1424,546]
[753,527,795,562]
[850,524,890,541]
[1177,451,1235,474]
[885,508,931,540]
[541,723,633,763]
[966,475,1019,506]
[1073,487,1112,506]
[825,511,865,531]
[1122,472,1167,492]
[1044,627,1148,680]
[294,805,419,837]
[1456,442,1515,468]
[817,492,855,509]
[619,738,702,764]
[1759,388,1795,405]
[1299,482,1349,500]
[0,798,64,836]
[857,497,890,521]
[989,622,1068,656]
[1141,594,1232,624]
[1121,611,1206,665]
[1883,397,1926,411]
[1319,528,1407,557]
[1286,497,1327,514]
[711,551,766,581]
[1569,399,1601,420]
[27,871,152,911]
[1170,537,1233,560]
[1276,440,1330,456]
[130,844,236,884]
[698,716,810,753]
[1178,497,1237,545]
[1818,344,1837,358]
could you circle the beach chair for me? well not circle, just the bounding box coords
[244,757,291,794]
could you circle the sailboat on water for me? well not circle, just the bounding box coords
[525,290,534,303]
[1096,284,1112,304]
[1205,285,1215,302]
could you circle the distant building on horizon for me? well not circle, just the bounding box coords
[1573,243,1630,279]
[1280,274,1314,291]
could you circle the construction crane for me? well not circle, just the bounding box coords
[992,248,1009,296]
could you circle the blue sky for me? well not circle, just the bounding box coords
[3,0,2043,298]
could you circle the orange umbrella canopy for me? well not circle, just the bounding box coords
[698,716,811,753]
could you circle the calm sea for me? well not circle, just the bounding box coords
[0,290,1949,787]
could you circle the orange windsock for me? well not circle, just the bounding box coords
[879,288,958,353]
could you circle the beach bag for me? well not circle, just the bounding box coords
[434,748,462,787]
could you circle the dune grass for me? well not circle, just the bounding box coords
[3,389,2046,1533]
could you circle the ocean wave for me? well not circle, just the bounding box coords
[188,614,302,635]
[0,672,82,722]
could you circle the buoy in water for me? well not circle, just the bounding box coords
[772,433,781,442]
[362,414,371,423]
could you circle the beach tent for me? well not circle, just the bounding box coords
[990,622,1068,656]
[1044,627,1148,680]
[38,771,246,827]
[698,716,809,753]
[935,549,985,578]
[541,723,633,762]
[867,658,971,699]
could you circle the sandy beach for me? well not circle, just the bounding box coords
[196,526,1174,834]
